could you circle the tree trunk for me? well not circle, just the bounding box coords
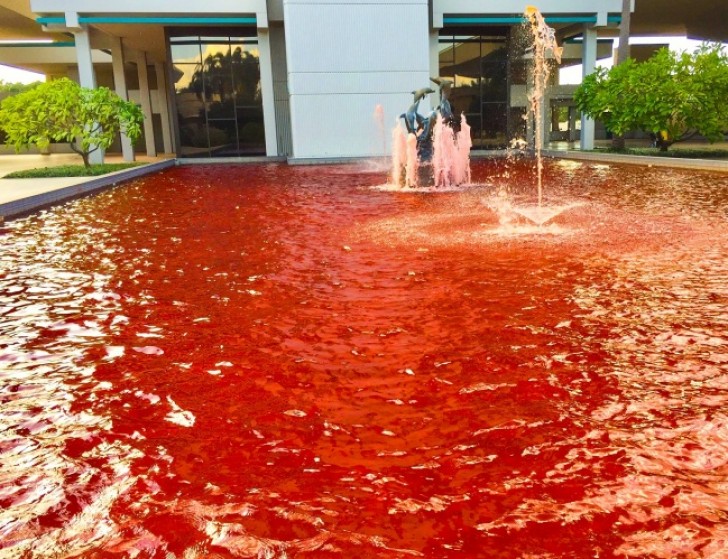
[611,135,626,150]
[81,152,91,169]
[616,0,632,66]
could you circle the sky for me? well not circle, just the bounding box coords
[558,36,712,84]
[0,64,45,84]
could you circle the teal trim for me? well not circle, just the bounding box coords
[445,17,531,24]
[38,15,255,26]
[36,16,65,25]
[0,41,75,47]
[80,16,256,24]
[444,15,621,25]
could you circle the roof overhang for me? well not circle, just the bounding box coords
[631,0,727,42]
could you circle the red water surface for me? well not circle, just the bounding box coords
[1,159,727,558]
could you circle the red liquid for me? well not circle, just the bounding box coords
[1,160,727,558]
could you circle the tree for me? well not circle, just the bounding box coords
[0,77,143,167]
[0,80,42,94]
[574,43,728,151]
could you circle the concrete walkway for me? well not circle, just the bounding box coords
[0,153,175,221]
[545,139,728,172]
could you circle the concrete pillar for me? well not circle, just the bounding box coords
[154,62,173,154]
[111,37,135,161]
[429,30,440,80]
[74,24,103,164]
[428,30,440,110]
[257,28,279,157]
[74,26,96,89]
[551,105,560,137]
[136,50,157,157]
[580,25,597,151]
[568,106,578,142]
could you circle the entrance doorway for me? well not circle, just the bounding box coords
[438,29,510,149]
[169,30,265,157]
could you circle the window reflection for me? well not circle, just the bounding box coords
[170,33,265,157]
[170,40,201,64]
[439,30,510,149]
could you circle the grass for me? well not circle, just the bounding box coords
[3,163,142,179]
[596,147,728,160]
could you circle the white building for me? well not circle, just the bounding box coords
[0,0,717,162]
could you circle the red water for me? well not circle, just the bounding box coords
[1,159,727,558]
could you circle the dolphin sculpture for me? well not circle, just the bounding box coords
[401,98,426,135]
[396,78,469,185]
[430,77,454,123]
[430,77,453,101]
[411,87,435,103]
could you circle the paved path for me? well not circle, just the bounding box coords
[0,154,174,221]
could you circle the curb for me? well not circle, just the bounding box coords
[543,150,728,173]
[178,156,286,165]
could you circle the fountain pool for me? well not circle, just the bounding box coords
[1,158,727,558]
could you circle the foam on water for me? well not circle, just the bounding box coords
[510,202,583,225]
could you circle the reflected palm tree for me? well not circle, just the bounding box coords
[185,48,261,107]
[175,40,265,155]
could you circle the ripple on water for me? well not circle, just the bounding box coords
[0,160,726,558]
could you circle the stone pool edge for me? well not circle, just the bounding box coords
[542,149,728,173]
[0,159,176,222]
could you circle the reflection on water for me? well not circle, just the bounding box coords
[0,159,726,558]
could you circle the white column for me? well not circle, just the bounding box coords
[257,27,279,157]
[74,26,96,88]
[74,24,103,164]
[111,37,135,161]
[136,50,157,157]
[568,106,578,142]
[429,30,439,80]
[580,25,597,150]
[154,62,173,154]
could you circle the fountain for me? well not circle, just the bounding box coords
[4,157,727,559]
[389,7,574,228]
[3,6,727,557]
[487,6,574,228]
[524,5,562,206]
[391,78,472,188]
[494,6,572,226]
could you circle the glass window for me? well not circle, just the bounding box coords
[170,41,202,64]
[168,33,265,157]
[439,30,511,149]
[173,63,202,94]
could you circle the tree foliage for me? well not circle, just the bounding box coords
[574,43,728,150]
[0,80,42,94]
[0,77,144,166]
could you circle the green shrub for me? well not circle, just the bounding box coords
[0,78,144,167]
[4,163,141,179]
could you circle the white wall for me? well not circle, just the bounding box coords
[283,0,430,159]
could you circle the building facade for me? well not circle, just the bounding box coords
[2,0,627,161]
